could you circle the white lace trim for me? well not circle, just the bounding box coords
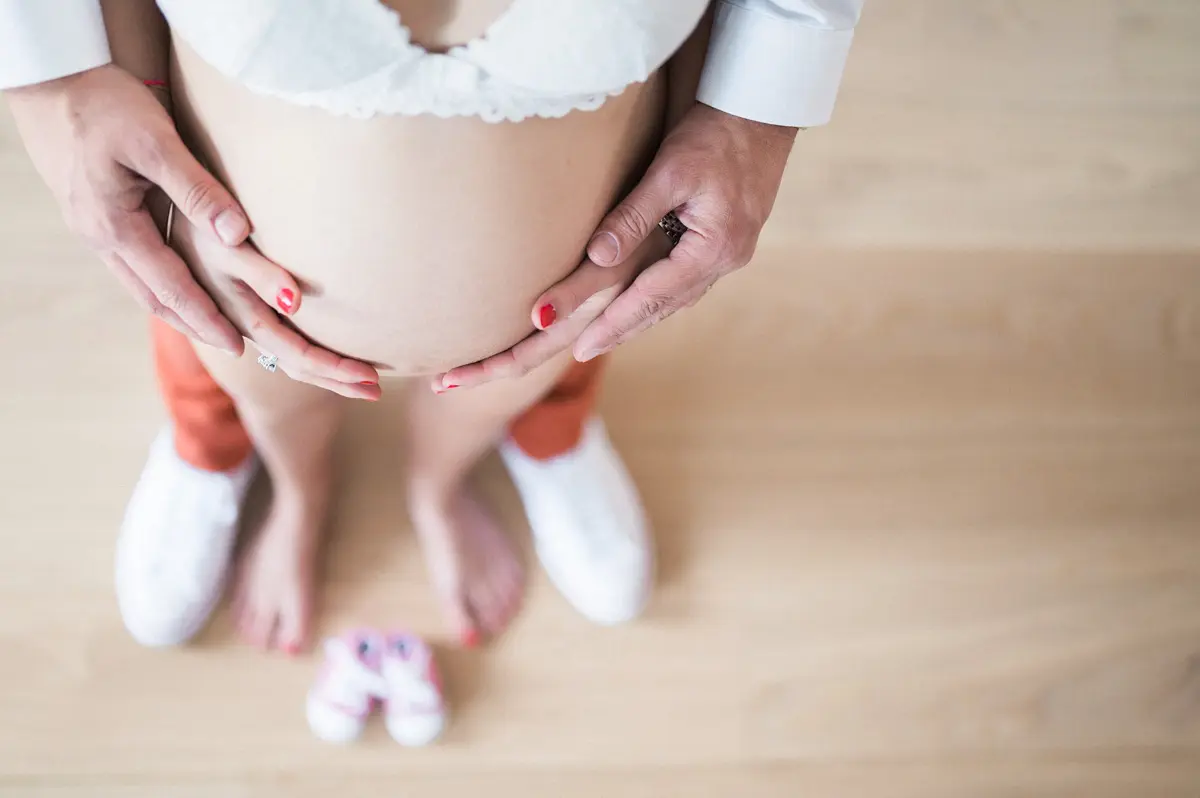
[158,0,708,123]
[240,53,630,124]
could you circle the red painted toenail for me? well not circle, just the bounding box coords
[462,628,480,648]
[276,288,296,314]
[538,303,557,329]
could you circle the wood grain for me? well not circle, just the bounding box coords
[1,1,1199,795]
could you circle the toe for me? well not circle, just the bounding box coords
[442,590,478,647]
[493,565,525,627]
[250,609,278,650]
[472,583,515,639]
[235,604,256,645]
[499,580,524,627]
[276,596,311,656]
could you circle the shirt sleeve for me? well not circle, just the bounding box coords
[697,0,863,128]
[0,0,111,90]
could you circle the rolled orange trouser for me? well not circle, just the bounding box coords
[150,319,605,471]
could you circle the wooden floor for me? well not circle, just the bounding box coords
[2,1,1199,796]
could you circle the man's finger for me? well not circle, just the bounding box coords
[233,284,380,388]
[118,211,244,354]
[121,125,250,246]
[586,165,687,268]
[572,251,712,360]
[104,252,201,341]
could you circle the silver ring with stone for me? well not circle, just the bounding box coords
[257,353,279,373]
[658,210,687,248]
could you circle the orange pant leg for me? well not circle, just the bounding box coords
[151,319,601,468]
[507,356,606,460]
[150,318,254,473]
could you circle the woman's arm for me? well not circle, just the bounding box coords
[99,0,170,103]
[665,8,715,131]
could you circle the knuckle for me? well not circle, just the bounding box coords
[489,352,522,379]
[131,128,168,173]
[76,208,119,250]
[636,293,672,322]
[180,178,218,218]
[611,202,654,238]
[731,237,758,269]
[155,286,188,313]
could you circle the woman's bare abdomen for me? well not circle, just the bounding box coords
[170,40,665,375]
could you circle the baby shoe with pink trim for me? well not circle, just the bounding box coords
[306,630,388,744]
[380,633,446,746]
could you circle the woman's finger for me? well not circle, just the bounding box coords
[530,256,627,331]
[209,239,304,318]
[231,283,381,388]
[436,230,671,390]
[278,364,382,401]
[436,282,625,390]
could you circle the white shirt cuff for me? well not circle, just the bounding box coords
[697,1,855,128]
[0,0,111,90]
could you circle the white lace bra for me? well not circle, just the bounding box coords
[156,0,710,122]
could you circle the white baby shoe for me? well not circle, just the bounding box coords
[306,631,388,744]
[380,633,446,747]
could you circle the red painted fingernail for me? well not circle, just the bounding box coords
[462,628,480,648]
[538,303,557,329]
[359,380,377,386]
[284,642,301,656]
[276,288,296,314]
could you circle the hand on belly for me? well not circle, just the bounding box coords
[171,46,666,375]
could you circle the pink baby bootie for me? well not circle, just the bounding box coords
[380,632,446,746]
[306,630,388,744]
[307,629,446,746]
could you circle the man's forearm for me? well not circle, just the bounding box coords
[0,0,111,89]
[99,0,170,90]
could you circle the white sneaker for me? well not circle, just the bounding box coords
[115,427,257,647]
[499,417,652,626]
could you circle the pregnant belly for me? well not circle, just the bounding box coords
[170,41,665,375]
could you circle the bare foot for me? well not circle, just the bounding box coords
[231,485,327,654]
[409,485,525,646]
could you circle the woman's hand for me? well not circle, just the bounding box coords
[429,232,669,391]
[169,210,382,400]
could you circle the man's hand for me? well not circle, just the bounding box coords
[430,103,798,390]
[6,64,256,354]
[574,103,797,360]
